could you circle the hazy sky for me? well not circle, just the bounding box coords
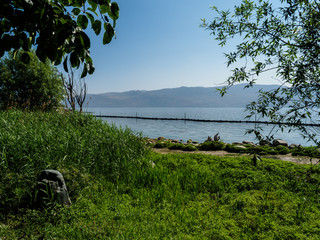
[84,0,279,94]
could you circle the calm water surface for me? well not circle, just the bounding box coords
[87,107,318,146]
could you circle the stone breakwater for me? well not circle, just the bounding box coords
[147,136,299,149]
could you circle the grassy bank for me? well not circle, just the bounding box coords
[1,111,320,239]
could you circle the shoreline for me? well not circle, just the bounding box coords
[147,136,320,165]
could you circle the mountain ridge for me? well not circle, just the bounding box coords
[87,84,280,108]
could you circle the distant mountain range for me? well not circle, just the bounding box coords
[87,84,280,108]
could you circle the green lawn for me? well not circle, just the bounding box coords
[1,111,320,239]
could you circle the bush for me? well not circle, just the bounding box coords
[275,145,290,155]
[292,146,320,157]
[199,141,225,151]
[0,50,64,110]
[168,143,185,150]
[182,144,197,151]
[154,141,172,148]
[224,144,247,153]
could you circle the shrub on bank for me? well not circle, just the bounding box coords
[199,141,225,151]
[292,146,320,157]
[168,143,197,151]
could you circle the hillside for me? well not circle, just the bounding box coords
[87,84,280,108]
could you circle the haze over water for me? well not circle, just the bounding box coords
[88,107,317,146]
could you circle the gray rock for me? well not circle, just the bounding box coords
[289,144,299,149]
[273,139,288,147]
[232,142,243,145]
[243,141,255,146]
[259,139,270,146]
[234,145,247,149]
[36,170,71,207]
[158,136,165,141]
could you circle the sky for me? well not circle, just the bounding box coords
[83,0,279,94]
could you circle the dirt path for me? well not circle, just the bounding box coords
[153,148,320,165]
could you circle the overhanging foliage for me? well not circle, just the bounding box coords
[204,0,320,145]
[0,0,119,77]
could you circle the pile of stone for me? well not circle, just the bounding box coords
[149,136,299,149]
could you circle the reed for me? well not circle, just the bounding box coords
[0,110,148,217]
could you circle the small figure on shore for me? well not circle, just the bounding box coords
[214,132,220,141]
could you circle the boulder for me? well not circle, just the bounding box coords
[158,136,165,141]
[273,139,288,147]
[243,141,255,146]
[259,139,271,146]
[234,145,247,149]
[36,170,71,207]
[289,144,299,149]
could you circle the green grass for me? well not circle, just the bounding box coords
[0,110,147,218]
[1,110,320,239]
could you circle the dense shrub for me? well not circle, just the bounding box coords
[225,144,246,153]
[182,144,197,151]
[199,141,225,151]
[154,141,172,148]
[292,146,320,157]
[275,145,290,154]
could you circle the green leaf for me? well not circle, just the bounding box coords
[92,20,101,35]
[110,2,119,20]
[88,61,95,74]
[70,52,80,68]
[72,8,81,16]
[54,50,63,65]
[81,64,88,78]
[100,4,109,14]
[77,15,89,29]
[86,12,95,25]
[63,56,69,72]
[103,23,114,44]
[88,0,98,12]
[78,32,91,49]
[73,0,83,7]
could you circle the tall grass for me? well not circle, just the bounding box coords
[0,110,148,217]
[2,110,320,239]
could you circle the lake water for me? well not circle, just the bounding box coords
[87,107,318,146]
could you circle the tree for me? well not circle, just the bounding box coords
[62,63,88,113]
[0,50,65,110]
[203,0,320,145]
[0,0,119,78]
